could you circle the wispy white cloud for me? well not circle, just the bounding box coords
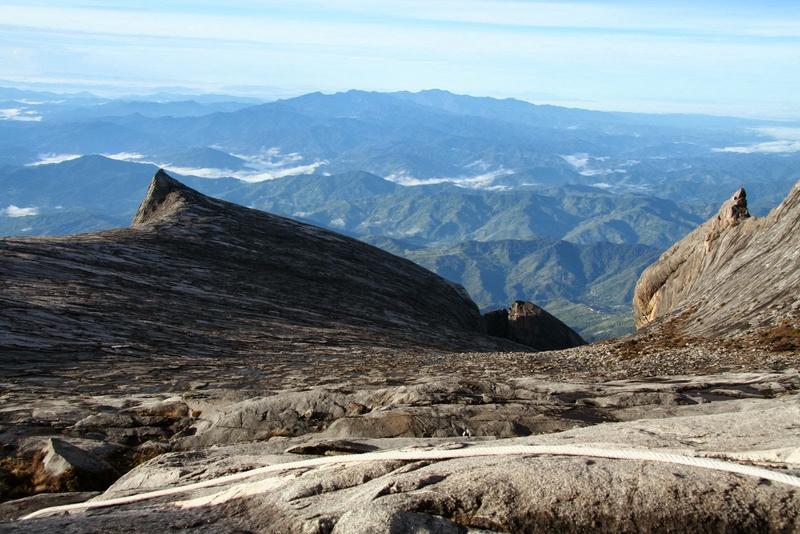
[561,153,590,171]
[756,127,800,140]
[2,205,39,217]
[0,108,42,121]
[713,141,800,154]
[103,152,145,161]
[562,153,599,176]
[104,147,327,183]
[229,161,327,183]
[152,165,239,179]
[560,153,628,176]
[320,1,800,38]
[713,127,800,154]
[385,167,512,187]
[233,147,303,169]
[3,2,798,40]
[383,172,441,186]
[166,147,327,182]
[26,153,81,166]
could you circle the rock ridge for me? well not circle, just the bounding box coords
[633,181,800,336]
[1,170,520,356]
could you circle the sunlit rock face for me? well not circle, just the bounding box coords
[633,181,800,337]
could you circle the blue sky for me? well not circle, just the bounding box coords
[1,1,799,118]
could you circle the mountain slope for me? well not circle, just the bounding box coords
[1,171,520,358]
[373,237,660,340]
[634,182,800,337]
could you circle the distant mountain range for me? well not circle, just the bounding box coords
[0,155,706,248]
[1,87,798,339]
[1,88,798,206]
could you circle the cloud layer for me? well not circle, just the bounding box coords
[713,127,800,154]
[2,205,39,217]
[385,167,512,188]
[26,153,82,166]
[104,148,327,183]
[0,108,42,122]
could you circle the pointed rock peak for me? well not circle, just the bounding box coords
[133,169,201,226]
[717,187,750,227]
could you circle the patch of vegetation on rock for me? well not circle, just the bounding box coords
[756,322,800,352]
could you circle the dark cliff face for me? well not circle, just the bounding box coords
[0,170,511,358]
[633,181,800,337]
[484,301,586,351]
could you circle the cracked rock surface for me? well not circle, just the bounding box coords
[2,370,799,532]
[6,385,800,533]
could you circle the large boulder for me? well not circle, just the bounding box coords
[484,300,585,350]
[33,439,118,493]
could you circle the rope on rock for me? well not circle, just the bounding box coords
[21,444,800,520]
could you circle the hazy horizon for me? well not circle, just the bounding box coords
[1,1,799,120]
[4,83,800,125]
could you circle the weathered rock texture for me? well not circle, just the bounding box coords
[0,170,513,357]
[633,182,800,336]
[6,380,800,532]
[0,492,100,522]
[484,300,586,350]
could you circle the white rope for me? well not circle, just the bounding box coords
[21,444,800,520]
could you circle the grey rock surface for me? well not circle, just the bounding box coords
[5,387,799,532]
[177,371,800,447]
[0,492,99,522]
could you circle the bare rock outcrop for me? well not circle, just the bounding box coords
[0,170,516,357]
[633,182,800,336]
[0,492,100,522]
[9,383,800,532]
[484,300,585,350]
[1,170,539,501]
